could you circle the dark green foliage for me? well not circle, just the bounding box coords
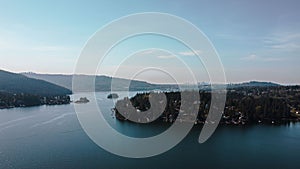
[0,70,71,109]
[115,85,300,125]
[0,91,70,109]
[0,70,71,96]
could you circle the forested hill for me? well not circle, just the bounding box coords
[0,70,71,96]
[228,81,280,88]
[0,69,72,109]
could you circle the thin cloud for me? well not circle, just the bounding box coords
[140,50,156,55]
[270,43,300,50]
[140,49,176,59]
[241,54,282,62]
[179,50,202,56]
[156,55,175,59]
[241,54,260,61]
[264,32,300,51]
[156,50,203,59]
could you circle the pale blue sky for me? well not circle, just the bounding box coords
[0,0,299,84]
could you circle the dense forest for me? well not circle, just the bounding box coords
[0,70,72,109]
[0,70,71,96]
[114,85,300,125]
[0,92,70,108]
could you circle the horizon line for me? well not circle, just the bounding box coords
[1,68,299,86]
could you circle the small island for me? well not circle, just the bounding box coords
[107,93,119,99]
[74,97,90,104]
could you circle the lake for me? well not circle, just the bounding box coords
[1,92,300,169]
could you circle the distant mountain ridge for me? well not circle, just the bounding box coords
[228,81,280,88]
[23,72,163,92]
[23,72,282,92]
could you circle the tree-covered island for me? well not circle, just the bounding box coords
[114,85,300,125]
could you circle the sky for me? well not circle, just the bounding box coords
[0,0,299,84]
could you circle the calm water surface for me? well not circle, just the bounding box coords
[0,92,300,169]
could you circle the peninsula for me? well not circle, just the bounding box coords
[0,70,71,109]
